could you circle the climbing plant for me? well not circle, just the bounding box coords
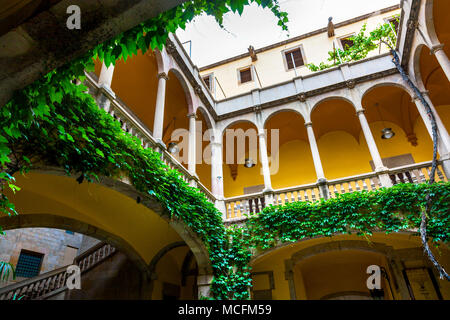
[307,18,398,71]
[0,0,448,298]
[244,183,450,251]
[0,0,288,294]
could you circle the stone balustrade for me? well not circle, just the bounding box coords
[0,242,116,300]
[224,161,448,222]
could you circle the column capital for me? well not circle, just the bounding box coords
[430,43,445,55]
[304,121,313,128]
[187,112,197,119]
[356,109,365,115]
[412,90,430,101]
[157,72,169,80]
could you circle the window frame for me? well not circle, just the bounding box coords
[337,33,356,51]
[384,16,400,35]
[237,65,255,85]
[281,45,307,72]
[201,73,215,93]
[15,249,44,278]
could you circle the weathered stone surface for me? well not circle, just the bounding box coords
[0,0,185,106]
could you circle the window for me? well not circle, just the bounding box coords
[15,250,44,278]
[238,67,253,84]
[387,17,400,34]
[65,230,74,235]
[340,36,355,50]
[202,74,214,92]
[284,47,305,70]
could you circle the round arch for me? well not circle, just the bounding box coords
[168,68,194,114]
[6,167,213,277]
[0,213,148,273]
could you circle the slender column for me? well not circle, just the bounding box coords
[153,72,169,144]
[356,110,392,187]
[413,93,450,179]
[431,44,450,83]
[187,113,197,175]
[305,122,325,180]
[258,129,273,192]
[305,122,329,199]
[98,62,115,87]
[96,63,115,112]
[211,141,224,198]
[415,92,450,154]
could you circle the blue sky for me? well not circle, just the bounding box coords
[176,0,400,67]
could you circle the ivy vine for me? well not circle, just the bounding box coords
[307,18,398,72]
[0,0,448,299]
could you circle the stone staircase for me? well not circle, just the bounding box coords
[0,242,116,300]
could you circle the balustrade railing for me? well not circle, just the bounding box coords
[0,242,116,300]
[86,74,216,203]
[224,161,448,221]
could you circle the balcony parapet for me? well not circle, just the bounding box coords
[224,161,448,224]
[85,73,216,204]
[215,53,398,119]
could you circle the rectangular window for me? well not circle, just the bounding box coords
[387,17,400,34]
[284,48,305,70]
[239,67,253,84]
[15,250,44,278]
[203,74,213,91]
[340,37,355,50]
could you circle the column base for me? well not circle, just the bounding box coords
[441,153,450,180]
[316,178,330,200]
[197,275,214,299]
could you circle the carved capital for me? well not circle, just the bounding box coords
[407,18,418,30]
[187,113,197,120]
[194,84,202,95]
[430,43,445,55]
[304,121,313,128]
[157,72,168,81]
[346,80,356,89]
[166,42,176,55]
[253,105,262,113]
[356,109,365,116]
[297,93,307,102]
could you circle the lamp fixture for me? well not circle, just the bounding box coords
[381,128,395,140]
[244,158,255,168]
[375,103,395,140]
[168,142,179,154]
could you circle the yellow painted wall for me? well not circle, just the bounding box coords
[200,9,400,99]
[251,234,450,300]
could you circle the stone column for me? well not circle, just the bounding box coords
[413,93,450,179]
[431,44,450,83]
[96,62,115,112]
[305,122,329,198]
[258,129,273,193]
[356,110,392,187]
[187,113,197,175]
[210,140,226,218]
[153,72,169,144]
[197,275,213,299]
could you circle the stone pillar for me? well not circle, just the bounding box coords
[305,122,325,180]
[197,274,213,299]
[188,113,197,175]
[96,62,115,112]
[98,62,115,87]
[211,141,224,198]
[356,110,392,187]
[153,72,169,144]
[305,122,329,198]
[413,93,450,179]
[258,129,273,193]
[431,44,450,83]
